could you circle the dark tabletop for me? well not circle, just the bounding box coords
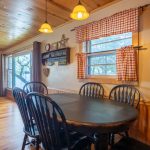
[49,93,138,129]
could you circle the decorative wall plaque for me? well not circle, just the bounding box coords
[45,43,51,51]
[43,68,50,77]
[45,34,69,51]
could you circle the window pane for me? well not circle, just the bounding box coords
[91,32,132,45]
[88,53,116,65]
[7,70,12,88]
[106,65,116,75]
[88,55,106,65]
[8,56,12,69]
[106,54,116,64]
[91,38,132,52]
[88,53,116,75]
[88,64,116,76]
[90,32,132,53]
[88,65,106,75]
[14,53,31,88]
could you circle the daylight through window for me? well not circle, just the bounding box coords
[84,32,132,76]
[6,52,32,89]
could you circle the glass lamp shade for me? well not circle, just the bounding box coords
[39,22,53,33]
[70,4,89,20]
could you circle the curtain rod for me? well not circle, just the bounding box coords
[70,4,150,32]
[80,46,145,55]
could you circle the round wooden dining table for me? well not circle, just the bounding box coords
[48,93,138,150]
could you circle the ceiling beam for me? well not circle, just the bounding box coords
[82,0,99,8]
[48,0,71,12]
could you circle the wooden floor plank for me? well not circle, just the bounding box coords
[0,97,32,150]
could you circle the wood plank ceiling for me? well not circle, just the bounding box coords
[0,0,116,50]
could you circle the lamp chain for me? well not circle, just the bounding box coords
[78,0,81,5]
[45,0,48,22]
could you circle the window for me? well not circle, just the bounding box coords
[85,32,132,76]
[6,52,32,89]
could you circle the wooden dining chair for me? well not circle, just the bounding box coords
[26,92,92,150]
[23,81,48,94]
[79,82,104,98]
[109,84,141,108]
[13,87,40,150]
[109,84,141,145]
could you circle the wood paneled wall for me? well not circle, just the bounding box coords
[129,101,150,145]
[48,88,78,94]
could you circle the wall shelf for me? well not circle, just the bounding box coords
[41,47,70,66]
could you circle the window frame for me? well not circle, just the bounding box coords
[86,50,116,77]
[6,55,13,89]
[85,32,133,78]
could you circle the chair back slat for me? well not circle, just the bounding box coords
[109,84,141,108]
[92,85,95,97]
[26,93,70,150]
[13,87,36,135]
[23,81,48,94]
[79,82,104,99]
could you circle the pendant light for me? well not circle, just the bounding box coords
[70,0,89,20]
[39,0,53,33]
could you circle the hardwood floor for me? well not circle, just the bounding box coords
[0,97,95,150]
[0,97,33,150]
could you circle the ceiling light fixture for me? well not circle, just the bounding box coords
[39,0,53,33]
[70,0,89,20]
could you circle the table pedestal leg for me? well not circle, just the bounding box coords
[94,133,108,150]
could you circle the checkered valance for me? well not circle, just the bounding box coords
[75,8,139,43]
[116,46,137,81]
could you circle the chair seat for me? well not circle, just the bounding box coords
[112,137,150,150]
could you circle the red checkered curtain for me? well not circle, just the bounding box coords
[116,46,137,81]
[75,8,138,43]
[77,53,87,79]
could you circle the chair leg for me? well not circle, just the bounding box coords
[86,144,91,150]
[125,131,129,137]
[36,138,40,150]
[108,133,111,145]
[22,134,28,150]
[110,133,115,146]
